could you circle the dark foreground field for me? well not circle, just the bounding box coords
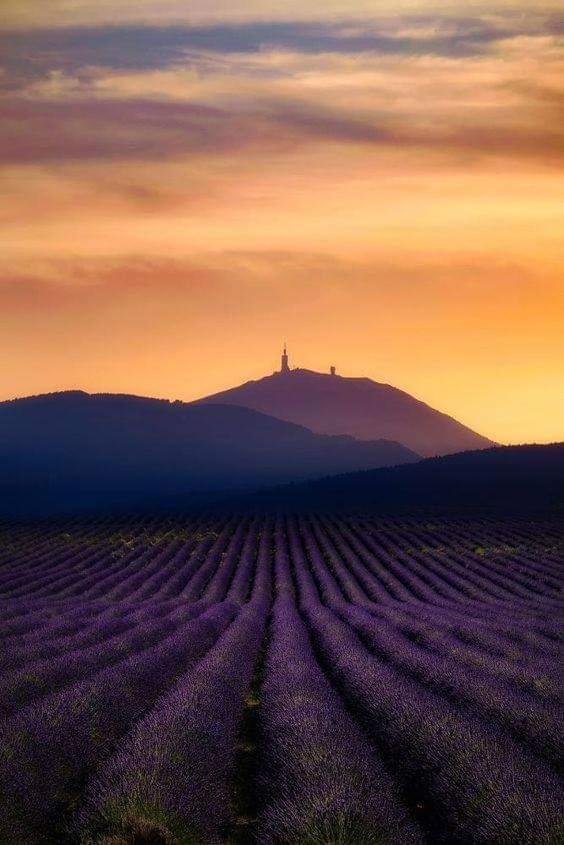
[0,513,562,844]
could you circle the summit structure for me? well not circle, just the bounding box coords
[280,344,290,374]
[279,346,336,376]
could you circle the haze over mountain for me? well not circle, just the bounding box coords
[0,391,418,515]
[255,443,564,513]
[195,353,494,457]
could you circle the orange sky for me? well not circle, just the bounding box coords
[1,2,563,443]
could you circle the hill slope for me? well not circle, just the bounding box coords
[196,368,494,457]
[0,391,418,515]
[256,443,564,512]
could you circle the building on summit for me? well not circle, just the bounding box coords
[279,345,337,376]
[280,344,290,374]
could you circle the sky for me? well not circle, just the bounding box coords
[1,1,563,443]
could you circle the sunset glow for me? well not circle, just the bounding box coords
[1,2,563,443]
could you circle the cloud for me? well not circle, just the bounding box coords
[0,253,353,328]
[0,8,561,170]
[1,96,388,164]
[1,81,563,168]
[0,249,544,315]
[3,1,562,30]
[1,14,556,92]
[0,97,250,162]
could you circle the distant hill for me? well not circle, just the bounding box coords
[255,443,564,512]
[195,368,494,457]
[0,391,418,515]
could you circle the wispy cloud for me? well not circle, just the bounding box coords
[2,14,559,90]
[1,7,561,167]
[0,102,560,170]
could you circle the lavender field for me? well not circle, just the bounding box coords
[0,513,562,845]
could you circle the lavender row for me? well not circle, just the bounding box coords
[0,601,213,719]
[300,603,563,842]
[78,600,268,842]
[289,520,564,843]
[77,528,272,844]
[255,524,422,844]
[0,601,237,844]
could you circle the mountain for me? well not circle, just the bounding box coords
[254,443,564,512]
[0,391,418,515]
[195,368,494,457]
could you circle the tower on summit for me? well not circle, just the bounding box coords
[280,344,290,374]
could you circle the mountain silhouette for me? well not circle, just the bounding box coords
[254,443,564,512]
[0,391,418,515]
[196,368,494,457]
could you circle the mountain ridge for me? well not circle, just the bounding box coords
[0,390,418,515]
[195,367,495,457]
[250,442,564,513]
